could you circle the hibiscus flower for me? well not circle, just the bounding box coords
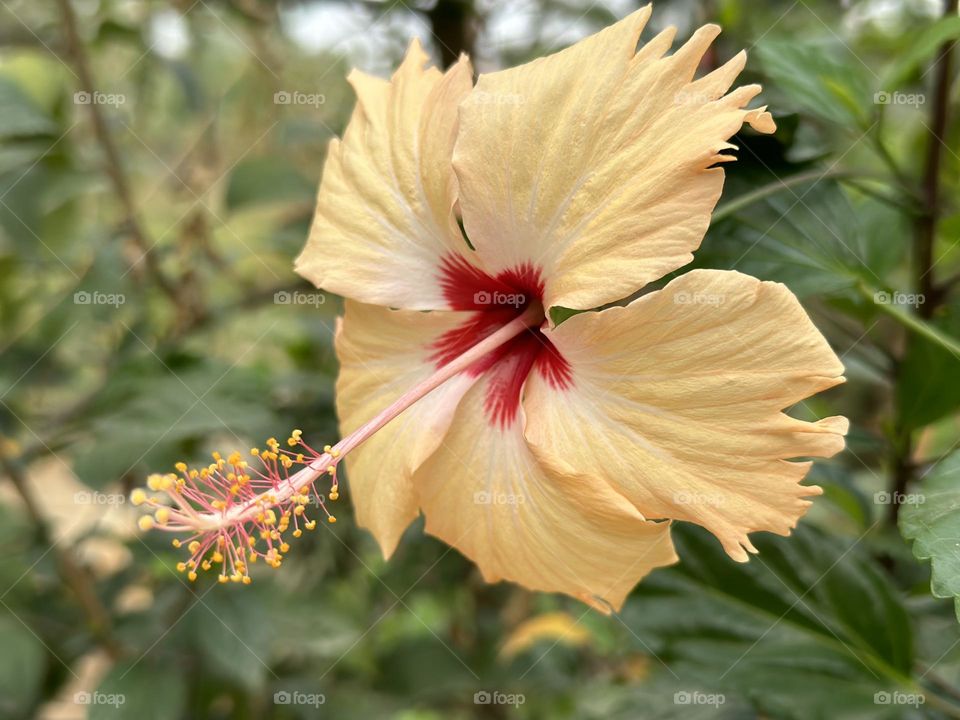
[135,6,847,611]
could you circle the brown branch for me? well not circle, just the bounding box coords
[890,0,958,525]
[1,456,122,659]
[55,0,179,302]
[916,0,957,318]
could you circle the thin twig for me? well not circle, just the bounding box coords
[55,0,179,302]
[1,456,122,659]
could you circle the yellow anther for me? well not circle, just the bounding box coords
[172,539,182,548]
[294,505,305,516]
[323,445,331,453]
[242,576,252,585]
[212,451,222,461]
[251,447,260,456]
[146,474,162,491]
[131,488,147,506]
[175,462,187,472]
[327,516,337,524]
[280,543,290,553]
[189,469,199,479]
[201,560,211,571]
[212,551,224,563]
[293,529,302,538]
[138,515,154,531]
[305,520,316,530]
[211,500,226,510]
[218,574,228,584]
[154,507,170,525]
[176,562,187,572]
[329,491,339,501]
[296,453,304,463]
[188,571,198,582]
[228,452,242,465]
[188,541,201,554]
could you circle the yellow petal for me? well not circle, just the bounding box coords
[298,41,474,310]
[453,8,776,315]
[524,270,847,562]
[336,300,478,557]
[414,375,677,612]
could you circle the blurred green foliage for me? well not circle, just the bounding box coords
[1,0,960,718]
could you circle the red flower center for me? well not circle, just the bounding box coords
[431,254,572,428]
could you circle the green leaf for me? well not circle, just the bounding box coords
[71,358,279,487]
[700,179,885,297]
[0,614,46,719]
[901,452,960,621]
[225,157,314,210]
[883,16,960,90]
[756,39,873,127]
[190,590,270,689]
[89,661,186,720]
[896,299,960,430]
[621,524,915,719]
[0,77,57,140]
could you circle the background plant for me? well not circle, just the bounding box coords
[1,0,959,718]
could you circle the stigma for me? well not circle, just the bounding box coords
[131,430,341,584]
